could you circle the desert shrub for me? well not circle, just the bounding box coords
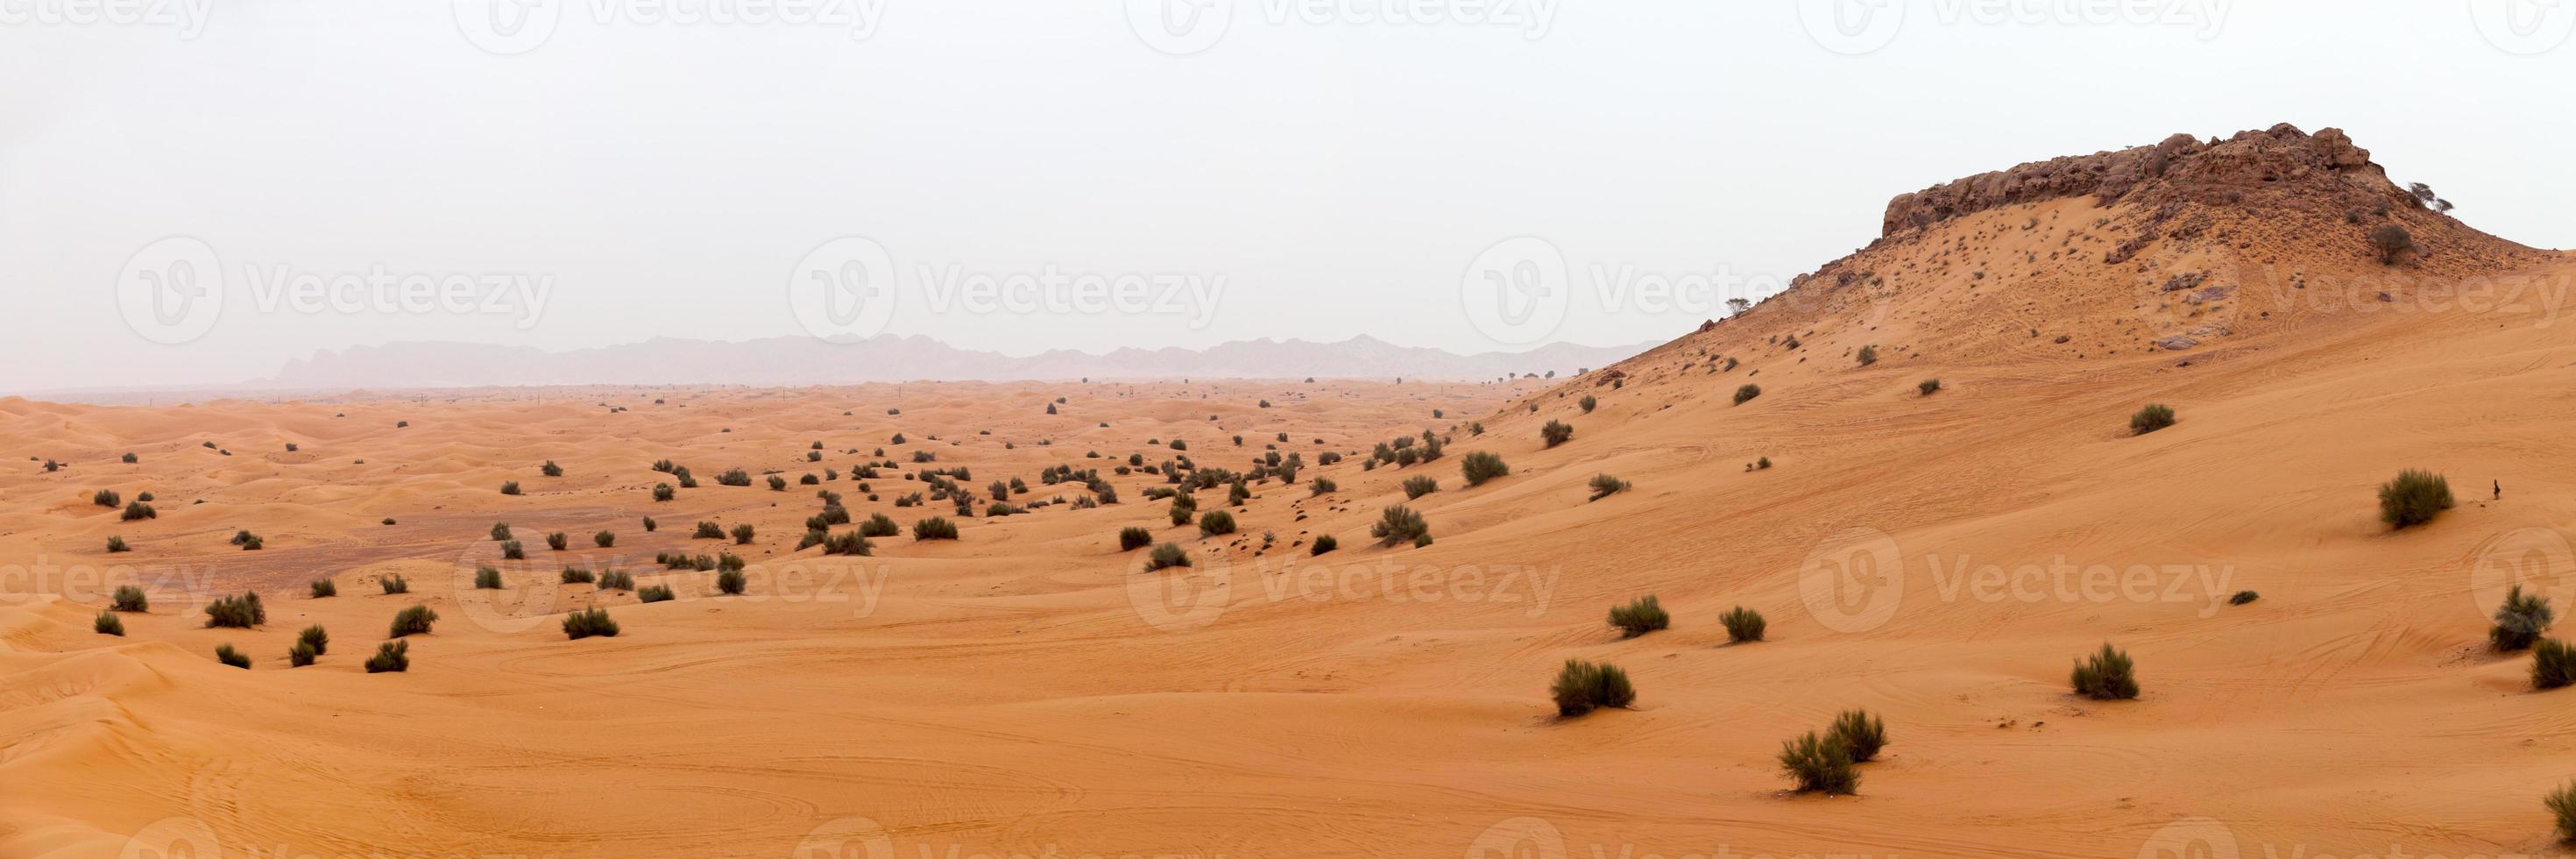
[94,611,124,635]
[500,481,521,495]
[1540,421,1573,448]
[822,531,872,556]
[1371,504,1428,546]
[374,573,407,594]
[1607,595,1667,638]
[1733,384,1761,405]
[93,488,121,508]
[1588,473,1631,501]
[121,501,155,521]
[563,607,619,640]
[216,643,251,669]
[542,459,563,477]
[594,530,616,548]
[389,605,439,637]
[299,624,329,655]
[204,592,265,628]
[310,579,337,598]
[122,451,138,463]
[500,539,524,560]
[768,474,789,491]
[2534,639,2576,690]
[1199,510,1236,536]
[468,564,501,589]
[2492,584,2556,651]
[365,640,409,673]
[1721,606,1766,642]
[2379,469,2454,529]
[598,569,633,590]
[1402,475,1439,500]
[1120,527,1154,550]
[241,535,264,550]
[653,483,676,501]
[1578,394,1598,413]
[2070,642,2140,699]
[2548,781,2576,841]
[561,567,595,584]
[1146,542,1191,571]
[1919,379,1941,395]
[717,468,752,486]
[860,513,901,537]
[1461,451,1509,486]
[289,641,316,666]
[1311,535,1338,556]
[1549,659,1635,717]
[111,585,148,612]
[1778,731,1858,794]
[547,531,569,550]
[1310,477,1337,495]
[491,522,513,541]
[639,585,676,603]
[2129,403,2176,435]
[1856,344,1878,366]
[642,516,658,532]
[716,568,747,594]
[2229,590,2259,605]
[694,521,724,539]
[914,516,959,540]
[2369,224,2413,264]
[1829,709,1887,762]
[731,523,756,544]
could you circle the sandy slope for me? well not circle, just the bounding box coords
[11,146,2576,857]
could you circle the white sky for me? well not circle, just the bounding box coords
[4,0,2570,391]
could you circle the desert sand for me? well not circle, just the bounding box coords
[8,125,2576,858]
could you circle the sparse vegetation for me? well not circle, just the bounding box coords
[2379,469,2454,529]
[204,591,265,628]
[111,585,148,612]
[1310,535,1338,556]
[563,607,619,640]
[94,611,124,635]
[1587,473,1631,501]
[1607,595,1667,638]
[1919,379,1941,395]
[1370,504,1429,547]
[2536,639,2576,690]
[299,624,329,656]
[1778,731,1858,795]
[1856,344,1878,366]
[731,523,756,544]
[2493,584,2556,651]
[216,643,251,669]
[716,568,747,595]
[500,480,521,495]
[122,500,155,521]
[1146,543,1191,571]
[1199,510,1237,536]
[365,640,409,673]
[561,567,595,584]
[1829,709,1886,762]
[2547,781,2576,841]
[1309,476,1337,495]
[547,531,569,550]
[2070,642,2140,699]
[694,521,725,539]
[2129,403,2176,436]
[595,530,616,548]
[2369,224,2413,265]
[1540,421,1573,448]
[1120,526,1154,550]
[1401,475,1439,500]
[389,605,439,637]
[310,579,337,599]
[639,585,676,603]
[1578,394,1597,413]
[105,535,131,553]
[380,573,409,594]
[474,566,504,589]
[1549,658,1635,717]
[1721,607,1766,642]
[860,513,901,537]
[1734,384,1761,405]
[1461,451,1508,486]
[913,516,959,540]
[500,539,524,560]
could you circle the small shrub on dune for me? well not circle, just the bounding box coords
[500,481,521,496]
[1778,731,1858,794]
[1733,384,1761,406]
[111,585,148,612]
[500,539,524,560]
[547,532,569,551]
[1548,659,1635,717]
[563,607,619,640]
[860,513,900,537]
[642,516,658,532]
[718,468,752,487]
[240,535,264,551]
[768,475,788,491]
[561,567,595,584]
[310,579,337,599]
[389,605,438,638]
[380,573,409,594]
[491,522,513,541]
[822,531,872,556]
[1146,542,1191,571]
[1579,394,1598,413]
[93,488,121,508]
[2129,403,2176,436]
[2533,639,2576,690]
[1461,451,1508,486]
[2379,469,2454,529]
[289,641,316,667]
[594,530,616,548]
[2370,224,2414,265]
[472,566,506,592]
[215,643,251,669]
[2547,781,2576,841]
[94,611,124,635]
[1540,421,1573,448]
[1402,475,1439,500]
[731,523,756,545]
[542,459,563,477]
[1919,379,1941,395]
[299,624,329,656]
[1311,535,1338,556]
[2070,643,2140,699]
[598,569,633,591]
[639,584,676,603]
[1120,526,1154,550]
[1607,595,1668,638]
[364,640,409,673]
[2492,584,2555,651]
[913,516,959,541]
[2229,590,2259,605]
[1309,476,1337,496]
[653,483,676,501]
[204,592,265,628]
[1370,504,1428,547]
[716,568,747,595]
[106,536,131,552]
[693,521,724,539]
[121,501,155,522]
[1721,607,1766,642]
[1587,473,1631,501]
[1829,709,1887,762]
[1856,344,1878,366]
[1198,510,1236,536]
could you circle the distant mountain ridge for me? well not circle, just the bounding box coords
[262,334,1659,389]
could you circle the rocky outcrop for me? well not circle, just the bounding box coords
[1881,124,2399,236]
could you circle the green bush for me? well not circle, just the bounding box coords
[299,624,329,656]
[1401,475,1439,499]
[1578,394,1597,413]
[310,579,337,599]
[107,535,131,552]
[2379,469,2454,529]
[1856,344,1878,366]
[563,607,619,640]
[1120,527,1154,550]
[379,573,408,594]
[914,516,959,540]
[1540,421,1573,448]
[1309,477,1337,496]
[1199,510,1237,536]
[1147,543,1191,571]
[289,641,316,667]
[215,643,251,669]
[1607,595,1667,638]
[93,488,121,508]
[718,468,752,486]
[1778,731,1858,794]
[94,611,124,635]
[860,513,900,537]
[547,531,569,550]
[595,530,616,548]
[653,483,676,501]
[694,521,724,539]
[2535,639,2576,690]
[1720,606,1765,642]
[121,501,155,521]
[1461,451,1508,486]
[2129,403,2176,435]
[204,592,265,628]
[2493,584,2556,651]
[1829,709,1886,762]
[716,569,747,595]
[111,585,148,612]
[1588,473,1631,501]
[598,569,634,591]
[240,535,264,550]
[1733,384,1761,405]
[389,605,439,638]
[542,459,563,477]
[639,585,676,603]
[2547,780,2576,841]
[768,474,789,491]
[1548,659,1635,717]
[1310,535,1338,556]
[500,481,522,496]
[365,640,409,673]
[2070,642,2139,699]
[491,522,513,541]
[561,567,595,584]
[2229,590,2259,606]
[1919,379,1941,395]
[642,516,658,532]
[500,540,523,560]
[474,566,502,589]
[1370,504,1428,546]
[731,523,756,544]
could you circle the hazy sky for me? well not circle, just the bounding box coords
[5,0,2570,392]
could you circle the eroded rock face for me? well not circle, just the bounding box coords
[1881,124,2395,236]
